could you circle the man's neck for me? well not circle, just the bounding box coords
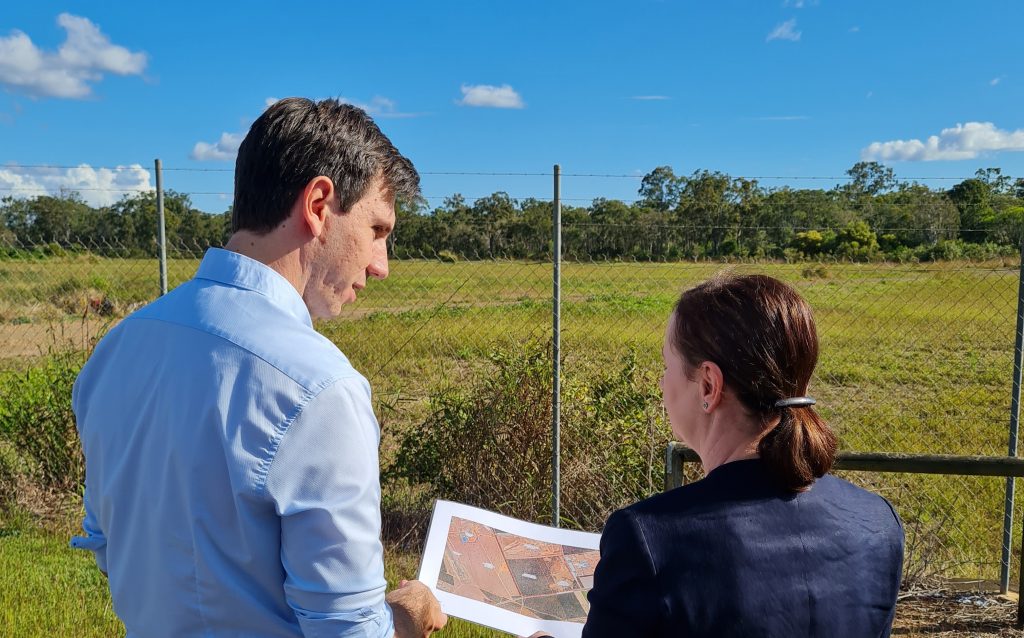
[224,231,306,296]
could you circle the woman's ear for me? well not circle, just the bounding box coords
[700,361,725,411]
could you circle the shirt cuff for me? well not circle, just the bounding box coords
[293,600,394,638]
[70,534,108,573]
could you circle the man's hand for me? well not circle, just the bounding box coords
[387,579,447,638]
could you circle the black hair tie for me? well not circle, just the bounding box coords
[774,396,816,408]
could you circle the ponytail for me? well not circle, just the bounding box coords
[757,406,837,492]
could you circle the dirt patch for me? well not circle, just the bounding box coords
[893,587,1020,636]
[0,318,114,361]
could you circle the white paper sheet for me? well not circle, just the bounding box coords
[417,500,602,638]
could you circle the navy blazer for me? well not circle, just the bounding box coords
[582,459,904,637]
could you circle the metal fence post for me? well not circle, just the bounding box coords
[552,164,562,528]
[1001,239,1024,592]
[155,159,168,296]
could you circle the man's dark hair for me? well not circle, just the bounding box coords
[671,273,838,492]
[232,97,420,233]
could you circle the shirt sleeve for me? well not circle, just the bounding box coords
[69,377,108,573]
[582,509,666,637]
[264,376,393,638]
[69,476,108,573]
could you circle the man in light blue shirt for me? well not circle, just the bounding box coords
[71,98,446,637]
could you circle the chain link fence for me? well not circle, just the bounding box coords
[1,222,1022,589]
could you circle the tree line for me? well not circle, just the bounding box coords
[3,162,1024,261]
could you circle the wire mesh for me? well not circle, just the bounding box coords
[0,212,1021,589]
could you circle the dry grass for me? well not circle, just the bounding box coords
[893,586,1020,636]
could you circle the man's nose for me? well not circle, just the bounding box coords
[367,244,389,280]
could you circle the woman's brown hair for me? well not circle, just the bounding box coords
[671,273,837,491]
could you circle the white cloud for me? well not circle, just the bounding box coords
[861,122,1024,162]
[339,95,421,118]
[264,96,279,108]
[631,95,671,101]
[767,19,801,42]
[191,132,243,162]
[849,26,860,33]
[990,77,1002,86]
[0,164,152,206]
[458,84,525,109]
[0,13,146,99]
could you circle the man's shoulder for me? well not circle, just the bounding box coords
[113,279,362,393]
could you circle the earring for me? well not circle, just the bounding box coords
[702,401,709,410]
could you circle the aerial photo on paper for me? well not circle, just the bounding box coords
[436,516,601,622]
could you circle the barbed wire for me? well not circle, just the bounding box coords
[0,187,623,201]
[0,163,1006,181]
[0,187,228,195]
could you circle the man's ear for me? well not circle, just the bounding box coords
[298,175,335,240]
[700,361,725,411]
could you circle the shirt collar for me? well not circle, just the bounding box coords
[194,248,313,327]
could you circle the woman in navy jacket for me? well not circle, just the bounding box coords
[581,273,904,637]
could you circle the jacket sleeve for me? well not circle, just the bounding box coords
[264,377,393,638]
[583,508,668,637]
[878,497,906,638]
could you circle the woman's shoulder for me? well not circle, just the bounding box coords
[811,474,903,526]
[619,462,902,534]
[618,463,755,522]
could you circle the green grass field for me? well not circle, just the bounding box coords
[2,255,1023,634]
[0,515,506,637]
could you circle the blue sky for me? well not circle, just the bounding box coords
[1,0,1023,212]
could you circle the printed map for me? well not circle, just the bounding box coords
[436,516,601,622]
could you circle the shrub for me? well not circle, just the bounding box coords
[0,349,85,494]
[559,350,667,527]
[0,441,23,515]
[835,221,880,261]
[800,265,830,279]
[921,239,963,261]
[388,344,553,523]
[387,342,668,530]
[889,245,919,264]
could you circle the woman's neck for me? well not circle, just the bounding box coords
[695,405,769,474]
[698,435,759,475]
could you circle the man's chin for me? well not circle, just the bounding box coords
[305,295,350,320]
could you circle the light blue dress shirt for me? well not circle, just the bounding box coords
[71,248,394,637]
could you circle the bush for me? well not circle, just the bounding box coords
[800,265,830,279]
[889,245,919,264]
[0,442,23,515]
[922,239,964,261]
[388,344,553,522]
[387,342,667,530]
[0,349,85,494]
